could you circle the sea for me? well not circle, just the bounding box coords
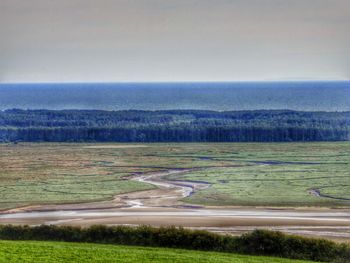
[0,81,349,111]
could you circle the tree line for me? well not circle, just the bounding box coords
[0,109,349,142]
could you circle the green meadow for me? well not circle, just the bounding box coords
[0,240,314,263]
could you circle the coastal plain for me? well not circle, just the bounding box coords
[0,142,349,241]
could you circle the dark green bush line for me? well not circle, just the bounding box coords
[0,225,349,262]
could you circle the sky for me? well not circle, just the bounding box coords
[0,0,349,83]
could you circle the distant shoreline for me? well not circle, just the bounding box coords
[1,80,350,84]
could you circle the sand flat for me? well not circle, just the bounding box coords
[83,144,148,149]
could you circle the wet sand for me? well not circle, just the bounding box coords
[1,207,350,241]
[83,144,148,149]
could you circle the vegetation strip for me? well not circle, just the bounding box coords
[0,225,349,262]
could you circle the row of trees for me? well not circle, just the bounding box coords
[0,109,349,142]
[0,126,348,142]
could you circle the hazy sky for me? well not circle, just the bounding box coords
[0,0,349,82]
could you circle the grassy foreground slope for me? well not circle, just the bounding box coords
[0,240,314,263]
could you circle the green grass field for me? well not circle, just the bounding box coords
[0,240,314,263]
[0,142,349,209]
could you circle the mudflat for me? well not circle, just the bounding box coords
[1,142,349,241]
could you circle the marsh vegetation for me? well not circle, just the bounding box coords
[0,142,349,210]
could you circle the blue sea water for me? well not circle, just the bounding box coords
[0,82,349,111]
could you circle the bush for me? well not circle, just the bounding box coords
[237,229,349,262]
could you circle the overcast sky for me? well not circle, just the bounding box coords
[0,0,349,83]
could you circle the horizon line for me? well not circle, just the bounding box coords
[1,80,350,85]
